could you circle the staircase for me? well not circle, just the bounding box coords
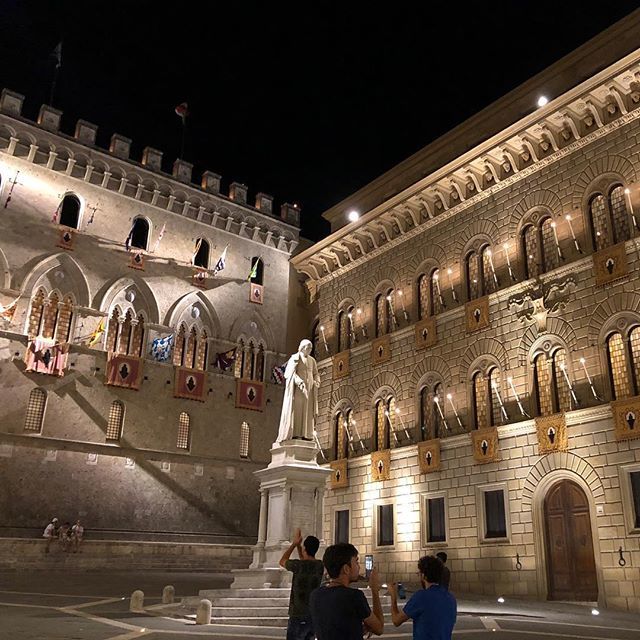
[182,586,392,628]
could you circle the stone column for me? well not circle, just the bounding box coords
[230,439,331,589]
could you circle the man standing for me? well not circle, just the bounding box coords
[310,542,384,639]
[389,555,456,640]
[279,528,324,640]
[435,552,451,590]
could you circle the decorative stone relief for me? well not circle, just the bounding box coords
[415,317,437,350]
[418,439,441,473]
[371,450,391,482]
[371,335,391,366]
[330,459,348,489]
[611,396,640,442]
[472,427,499,464]
[332,350,350,380]
[535,413,567,454]
[508,276,575,332]
[593,243,629,286]
[465,296,490,333]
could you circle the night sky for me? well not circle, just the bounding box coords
[1,2,638,240]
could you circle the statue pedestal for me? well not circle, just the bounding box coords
[230,439,331,589]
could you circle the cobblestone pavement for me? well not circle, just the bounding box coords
[1,571,639,640]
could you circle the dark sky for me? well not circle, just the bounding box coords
[1,2,638,240]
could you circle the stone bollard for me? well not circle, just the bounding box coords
[162,585,175,604]
[196,599,212,625]
[129,590,145,613]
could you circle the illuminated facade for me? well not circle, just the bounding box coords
[0,91,307,542]
[294,21,640,611]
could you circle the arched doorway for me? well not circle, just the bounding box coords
[544,479,598,601]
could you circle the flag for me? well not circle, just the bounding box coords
[212,244,229,276]
[191,237,203,266]
[151,334,174,362]
[215,348,236,371]
[51,42,62,69]
[247,257,260,281]
[0,299,18,322]
[86,318,105,347]
[175,102,189,122]
[151,223,166,253]
[271,362,286,384]
[125,221,135,251]
[51,200,61,223]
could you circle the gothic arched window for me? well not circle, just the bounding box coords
[193,238,210,269]
[129,217,150,251]
[59,194,81,228]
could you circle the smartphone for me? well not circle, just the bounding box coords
[365,554,374,579]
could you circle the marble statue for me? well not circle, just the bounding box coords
[276,339,320,443]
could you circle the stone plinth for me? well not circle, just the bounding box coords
[230,439,330,589]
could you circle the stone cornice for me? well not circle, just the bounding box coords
[293,50,640,282]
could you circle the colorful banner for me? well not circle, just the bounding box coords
[236,379,264,411]
[25,337,69,377]
[106,353,143,390]
[174,367,207,402]
[56,227,75,251]
[250,282,263,304]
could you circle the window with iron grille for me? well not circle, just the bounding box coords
[481,246,496,294]
[610,185,630,244]
[24,388,46,432]
[177,412,190,450]
[466,252,479,300]
[473,372,489,429]
[541,218,559,272]
[629,327,640,394]
[430,269,443,315]
[106,401,124,441]
[535,353,553,416]
[489,368,502,425]
[523,225,540,279]
[590,194,609,250]
[484,489,507,538]
[335,509,349,544]
[418,273,429,319]
[240,421,250,459]
[553,349,572,412]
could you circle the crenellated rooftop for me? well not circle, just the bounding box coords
[292,38,640,283]
[0,89,301,253]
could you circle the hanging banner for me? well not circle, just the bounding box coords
[128,251,145,271]
[25,337,69,377]
[56,227,75,251]
[106,353,143,390]
[236,379,264,411]
[249,282,264,304]
[174,366,207,402]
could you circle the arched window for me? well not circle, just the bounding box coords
[534,353,553,416]
[249,257,264,285]
[106,401,124,441]
[534,349,572,416]
[59,194,81,229]
[240,421,250,458]
[375,294,385,337]
[311,321,320,357]
[489,367,503,425]
[589,194,610,251]
[419,383,444,440]
[54,295,74,343]
[105,308,119,352]
[607,331,633,400]
[242,341,254,379]
[610,185,631,244]
[24,388,46,432]
[108,308,144,356]
[630,326,640,392]
[481,246,497,294]
[473,368,503,428]
[522,224,540,279]
[129,218,150,251]
[234,339,245,378]
[27,290,74,340]
[28,290,46,337]
[430,269,443,315]
[193,238,210,268]
[196,329,209,371]
[173,324,187,366]
[334,411,349,460]
[540,218,560,272]
[130,316,145,357]
[374,397,393,451]
[117,310,133,355]
[417,273,430,320]
[185,327,197,368]
[384,290,395,333]
[177,412,190,450]
[466,251,480,300]
[337,307,354,351]
[254,343,265,382]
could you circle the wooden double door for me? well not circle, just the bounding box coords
[544,479,598,601]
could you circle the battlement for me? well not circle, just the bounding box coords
[0,88,301,228]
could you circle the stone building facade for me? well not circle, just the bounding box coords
[0,91,307,542]
[293,22,640,611]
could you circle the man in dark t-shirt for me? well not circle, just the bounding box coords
[280,528,324,640]
[390,555,456,640]
[436,552,451,590]
[310,542,384,639]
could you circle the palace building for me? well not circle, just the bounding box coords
[292,14,640,611]
[0,91,308,544]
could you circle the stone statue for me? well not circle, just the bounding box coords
[276,339,320,443]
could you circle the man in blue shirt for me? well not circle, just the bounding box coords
[389,555,456,640]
